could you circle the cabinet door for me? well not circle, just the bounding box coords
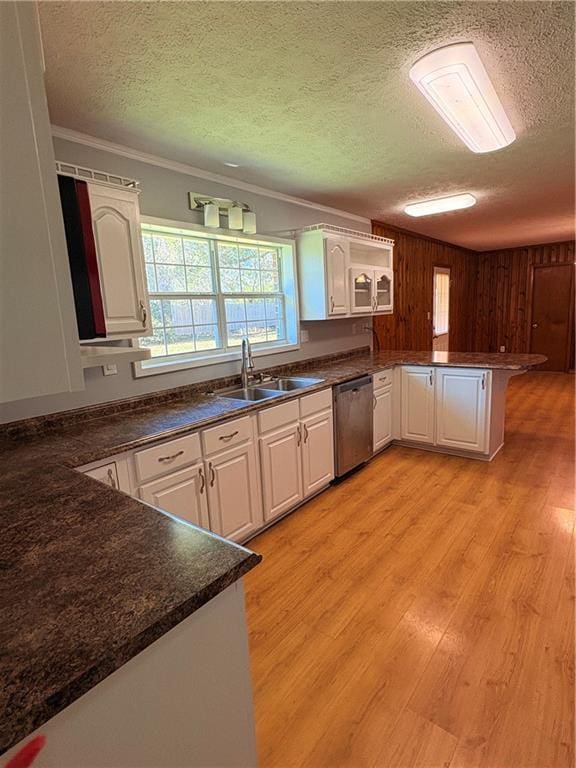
[350,267,374,314]
[324,237,349,315]
[401,367,435,444]
[301,409,334,498]
[139,463,210,529]
[206,442,263,541]
[435,368,488,453]
[374,268,393,312]
[88,183,150,337]
[259,423,303,521]
[373,385,393,452]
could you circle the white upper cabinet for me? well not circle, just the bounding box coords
[296,224,394,320]
[435,368,489,453]
[87,182,151,338]
[401,366,436,444]
[325,236,349,316]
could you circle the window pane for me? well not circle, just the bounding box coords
[166,326,196,355]
[226,321,247,346]
[195,324,220,351]
[142,234,154,263]
[246,298,266,321]
[185,266,214,293]
[150,299,163,327]
[261,271,279,292]
[240,270,261,292]
[220,268,241,292]
[218,244,239,268]
[265,297,282,319]
[259,249,278,270]
[192,299,218,326]
[183,239,210,266]
[152,235,184,264]
[140,328,166,357]
[239,246,259,270]
[146,264,157,292]
[247,321,267,344]
[162,299,192,327]
[225,298,246,323]
[156,264,186,292]
[266,320,285,342]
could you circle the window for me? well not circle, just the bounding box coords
[433,267,450,337]
[135,220,298,375]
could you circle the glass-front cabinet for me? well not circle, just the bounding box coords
[350,266,393,314]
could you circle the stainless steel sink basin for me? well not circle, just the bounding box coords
[266,376,325,391]
[219,387,284,402]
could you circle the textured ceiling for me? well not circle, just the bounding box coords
[40,1,575,250]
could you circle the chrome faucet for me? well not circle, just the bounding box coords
[240,338,255,388]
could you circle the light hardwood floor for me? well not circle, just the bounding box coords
[244,372,575,768]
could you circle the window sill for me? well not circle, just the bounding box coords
[132,341,301,378]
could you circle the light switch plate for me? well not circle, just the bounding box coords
[499,346,506,353]
[103,364,118,376]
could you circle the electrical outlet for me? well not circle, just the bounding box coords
[300,329,310,343]
[499,346,506,353]
[103,364,118,376]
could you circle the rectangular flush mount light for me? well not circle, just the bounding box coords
[404,193,476,217]
[409,42,516,153]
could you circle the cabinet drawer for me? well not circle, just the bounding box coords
[134,432,202,482]
[258,399,300,434]
[202,415,252,456]
[373,369,393,391]
[84,462,119,490]
[299,388,332,418]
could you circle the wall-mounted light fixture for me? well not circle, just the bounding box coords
[189,193,257,234]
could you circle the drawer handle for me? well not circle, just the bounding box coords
[158,450,185,463]
[330,296,335,313]
[209,462,215,487]
[429,371,433,386]
[303,423,309,443]
[373,394,377,410]
[199,467,205,494]
[107,468,117,489]
[219,430,239,442]
[379,376,387,383]
[482,373,486,390]
[139,299,147,328]
[296,425,302,446]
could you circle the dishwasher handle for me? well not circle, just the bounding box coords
[334,375,373,396]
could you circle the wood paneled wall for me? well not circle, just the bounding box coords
[371,221,477,352]
[473,240,575,354]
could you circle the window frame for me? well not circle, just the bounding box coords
[133,216,300,377]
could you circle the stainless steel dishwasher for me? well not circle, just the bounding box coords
[333,375,373,477]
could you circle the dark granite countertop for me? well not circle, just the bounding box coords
[0,347,545,754]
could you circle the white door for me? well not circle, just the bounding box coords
[435,368,488,453]
[432,267,450,352]
[139,463,210,529]
[349,267,374,314]
[374,268,393,312]
[301,410,334,498]
[88,183,150,337]
[324,237,349,315]
[206,442,263,542]
[259,423,303,521]
[401,366,435,444]
[373,385,393,452]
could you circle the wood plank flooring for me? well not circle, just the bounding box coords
[244,372,575,768]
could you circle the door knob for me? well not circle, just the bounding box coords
[532,323,539,328]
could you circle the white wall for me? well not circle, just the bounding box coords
[0,135,372,422]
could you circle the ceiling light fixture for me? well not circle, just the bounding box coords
[223,162,240,168]
[404,193,476,217]
[409,42,516,153]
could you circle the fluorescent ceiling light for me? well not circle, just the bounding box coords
[223,162,240,168]
[404,193,476,217]
[409,42,516,153]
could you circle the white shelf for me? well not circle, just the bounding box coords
[80,345,151,369]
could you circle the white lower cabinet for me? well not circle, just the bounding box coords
[301,409,334,497]
[400,366,435,444]
[373,385,393,452]
[435,368,489,453]
[139,462,209,530]
[205,440,263,541]
[259,422,303,522]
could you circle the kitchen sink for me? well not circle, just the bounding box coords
[218,387,284,402]
[265,376,325,391]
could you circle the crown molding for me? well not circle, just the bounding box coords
[51,125,371,226]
